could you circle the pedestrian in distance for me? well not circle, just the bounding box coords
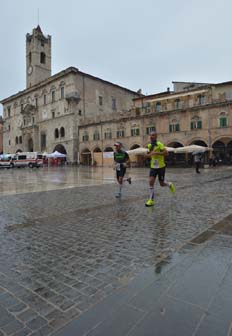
[144,131,175,207]
[193,152,202,173]
[113,142,131,198]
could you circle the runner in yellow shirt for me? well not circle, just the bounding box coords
[145,131,175,207]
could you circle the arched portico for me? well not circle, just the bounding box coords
[81,148,92,165]
[211,137,232,164]
[104,147,114,152]
[130,144,140,150]
[166,142,185,166]
[167,141,184,148]
[190,140,208,147]
[93,147,102,166]
[53,144,67,154]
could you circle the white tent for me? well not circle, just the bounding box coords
[174,145,211,154]
[127,148,148,155]
[127,147,175,155]
[47,151,66,158]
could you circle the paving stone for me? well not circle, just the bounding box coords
[1,167,232,335]
[0,293,21,309]
[29,325,54,336]
[11,327,32,336]
[8,302,27,313]
[26,316,47,331]
[1,319,24,335]
[17,308,38,324]
[0,307,14,328]
[194,313,231,336]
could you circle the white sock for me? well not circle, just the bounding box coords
[149,187,154,199]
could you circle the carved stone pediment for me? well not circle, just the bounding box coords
[21,104,36,115]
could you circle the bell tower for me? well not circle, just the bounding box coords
[26,25,51,88]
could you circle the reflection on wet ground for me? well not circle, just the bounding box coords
[0,166,232,335]
[0,166,115,195]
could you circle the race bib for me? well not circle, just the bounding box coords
[153,159,159,168]
[116,163,121,171]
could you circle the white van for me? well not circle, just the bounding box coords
[13,152,43,168]
[0,154,15,169]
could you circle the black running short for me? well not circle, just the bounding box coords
[149,167,165,181]
[116,166,126,178]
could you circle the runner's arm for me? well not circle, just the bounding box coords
[150,148,168,156]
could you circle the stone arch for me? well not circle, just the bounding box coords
[189,140,208,164]
[93,147,102,166]
[227,140,232,164]
[93,147,102,153]
[81,148,91,165]
[130,144,140,150]
[190,139,208,147]
[53,144,67,154]
[166,142,185,166]
[212,136,231,145]
[188,137,208,146]
[104,147,114,152]
[227,140,232,150]
[167,141,184,148]
[212,140,226,163]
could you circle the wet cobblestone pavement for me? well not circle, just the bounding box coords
[0,166,232,335]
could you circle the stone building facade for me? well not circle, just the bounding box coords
[0,26,140,162]
[79,81,232,165]
[0,116,3,153]
[1,26,232,166]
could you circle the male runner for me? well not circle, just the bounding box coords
[114,142,131,198]
[145,131,175,206]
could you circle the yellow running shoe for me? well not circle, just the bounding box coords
[145,199,155,207]
[169,182,175,193]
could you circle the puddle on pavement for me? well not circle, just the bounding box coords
[7,222,33,231]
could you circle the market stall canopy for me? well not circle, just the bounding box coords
[127,147,175,155]
[127,148,148,155]
[174,145,212,154]
[47,151,66,158]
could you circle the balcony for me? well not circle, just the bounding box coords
[65,91,81,102]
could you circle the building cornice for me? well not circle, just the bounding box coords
[79,100,232,128]
[1,67,141,105]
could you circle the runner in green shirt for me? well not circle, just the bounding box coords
[114,142,131,198]
[145,131,175,207]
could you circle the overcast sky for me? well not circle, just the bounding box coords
[1,0,232,115]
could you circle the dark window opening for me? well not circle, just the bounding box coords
[40,52,46,64]
[54,128,59,139]
[60,127,65,137]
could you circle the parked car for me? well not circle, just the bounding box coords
[0,154,15,169]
